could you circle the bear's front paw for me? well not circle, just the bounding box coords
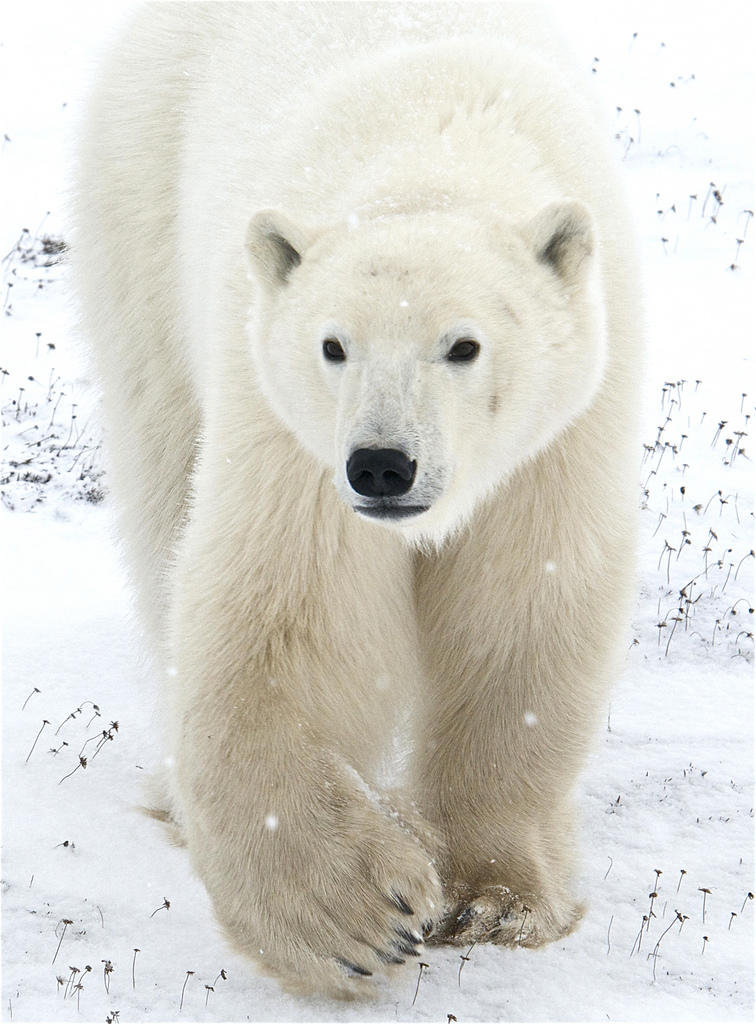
[206,768,443,998]
[431,884,583,948]
[255,828,441,996]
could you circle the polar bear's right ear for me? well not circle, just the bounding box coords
[245,209,316,290]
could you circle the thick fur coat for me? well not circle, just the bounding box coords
[74,1,641,998]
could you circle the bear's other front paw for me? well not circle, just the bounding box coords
[430,884,583,948]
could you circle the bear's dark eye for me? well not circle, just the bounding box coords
[447,338,480,363]
[322,337,346,362]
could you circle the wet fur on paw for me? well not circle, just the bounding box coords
[429,884,584,948]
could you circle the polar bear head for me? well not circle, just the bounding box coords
[245,202,606,544]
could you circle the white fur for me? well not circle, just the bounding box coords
[74,1,641,998]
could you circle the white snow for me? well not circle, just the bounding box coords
[1,3,753,1022]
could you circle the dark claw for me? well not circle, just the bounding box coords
[375,948,406,965]
[422,920,434,937]
[336,958,373,977]
[395,925,423,946]
[390,891,415,916]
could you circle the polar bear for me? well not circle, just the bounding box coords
[74,1,640,999]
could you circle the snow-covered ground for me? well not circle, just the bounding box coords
[1,3,753,1022]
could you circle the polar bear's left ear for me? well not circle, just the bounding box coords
[521,200,595,285]
[246,209,317,290]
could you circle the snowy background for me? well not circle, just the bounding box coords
[1,2,753,1021]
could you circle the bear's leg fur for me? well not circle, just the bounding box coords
[413,418,635,946]
[168,395,442,996]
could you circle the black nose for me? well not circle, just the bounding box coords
[346,448,417,498]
